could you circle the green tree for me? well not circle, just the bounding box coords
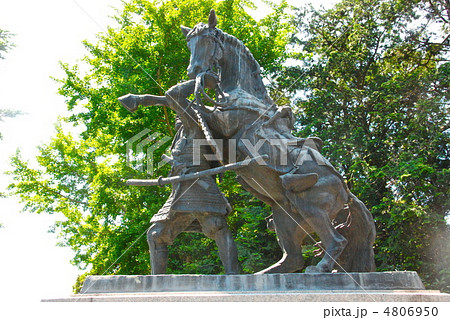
[8,0,292,292]
[0,28,14,59]
[274,0,449,291]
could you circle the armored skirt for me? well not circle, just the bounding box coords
[150,132,231,223]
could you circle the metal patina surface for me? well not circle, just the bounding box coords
[118,10,377,276]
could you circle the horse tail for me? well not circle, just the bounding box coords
[335,192,376,272]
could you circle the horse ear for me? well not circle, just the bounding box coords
[208,9,217,28]
[180,26,192,38]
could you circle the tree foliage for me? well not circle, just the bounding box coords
[0,28,14,59]
[273,0,449,291]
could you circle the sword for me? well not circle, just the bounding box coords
[126,154,268,187]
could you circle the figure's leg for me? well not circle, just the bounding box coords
[147,222,169,274]
[147,214,195,274]
[197,214,240,274]
[256,203,306,274]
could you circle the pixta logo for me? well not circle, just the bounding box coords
[126,129,172,174]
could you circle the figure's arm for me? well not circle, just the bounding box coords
[165,80,196,110]
[165,74,218,120]
[164,80,197,125]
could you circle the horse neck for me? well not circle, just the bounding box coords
[218,39,273,106]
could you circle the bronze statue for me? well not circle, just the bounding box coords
[120,9,376,274]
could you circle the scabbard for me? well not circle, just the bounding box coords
[126,154,268,187]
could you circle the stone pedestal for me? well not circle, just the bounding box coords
[42,272,450,302]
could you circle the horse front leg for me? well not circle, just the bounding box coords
[118,93,169,112]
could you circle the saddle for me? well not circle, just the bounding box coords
[296,136,323,152]
[280,172,319,193]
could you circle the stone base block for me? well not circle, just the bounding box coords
[42,272,450,302]
[80,271,424,294]
[43,290,450,302]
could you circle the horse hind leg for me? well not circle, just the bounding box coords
[302,206,348,273]
[256,203,306,274]
[335,193,376,272]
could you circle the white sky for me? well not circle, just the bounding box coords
[0,0,337,316]
[0,0,124,312]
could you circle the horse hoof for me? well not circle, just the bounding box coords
[255,265,279,274]
[118,94,138,112]
[305,265,328,273]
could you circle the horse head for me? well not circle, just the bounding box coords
[181,10,273,106]
[181,9,224,79]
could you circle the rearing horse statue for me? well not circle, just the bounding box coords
[180,10,376,273]
[120,10,376,274]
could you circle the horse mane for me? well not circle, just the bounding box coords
[188,23,257,67]
[215,29,261,76]
[217,28,273,105]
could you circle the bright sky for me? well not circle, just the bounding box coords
[0,0,337,315]
[0,0,124,312]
